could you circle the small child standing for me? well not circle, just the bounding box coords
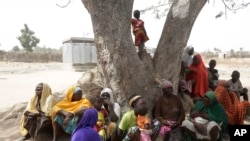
[93,96,108,140]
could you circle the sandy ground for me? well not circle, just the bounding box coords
[0,62,84,111]
[0,58,250,140]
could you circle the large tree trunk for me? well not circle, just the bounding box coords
[153,0,207,93]
[81,0,207,115]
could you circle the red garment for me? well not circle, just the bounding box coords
[94,108,108,132]
[186,54,208,97]
[98,108,108,117]
[215,80,250,124]
[131,18,149,46]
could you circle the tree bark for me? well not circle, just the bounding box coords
[153,0,207,93]
[81,0,207,114]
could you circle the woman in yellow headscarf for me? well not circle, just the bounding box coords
[19,82,52,141]
[51,85,91,141]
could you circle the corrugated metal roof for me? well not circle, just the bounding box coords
[62,37,94,44]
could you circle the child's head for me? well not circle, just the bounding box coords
[136,104,148,116]
[231,70,240,82]
[133,10,140,19]
[93,96,103,110]
[208,59,216,69]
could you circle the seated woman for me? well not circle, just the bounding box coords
[186,54,209,98]
[100,88,121,140]
[182,46,194,67]
[215,80,250,125]
[51,85,92,141]
[180,61,193,91]
[178,80,194,114]
[117,95,160,141]
[71,108,101,141]
[154,80,185,140]
[182,91,228,141]
[19,83,52,141]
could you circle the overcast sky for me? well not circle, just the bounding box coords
[0,0,250,52]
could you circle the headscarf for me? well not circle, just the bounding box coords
[51,85,92,121]
[20,83,52,136]
[187,54,208,97]
[129,95,142,107]
[215,80,250,124]
[74,86,82,94]
[26,83,52,114]
[71,108,101,141]
[100,88,121,119]
[74,108,98,131]
[193,91,228,133]
[160,80,173,89]
[182,46,193,67]
[100,88,114,104]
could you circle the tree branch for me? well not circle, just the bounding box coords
[221,0,250,11]
[140,3,171,13]
[56,0,72,8]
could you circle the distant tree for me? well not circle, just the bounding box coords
[17,24,40,52]
[12,45,20,52]
[34,45,61,53]
[230,49,234,54]
[214,47,221,53]
[239,47,243,58]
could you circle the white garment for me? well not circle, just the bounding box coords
[182,46,193,67]
[100,88,121,119]
[182,119,221,140]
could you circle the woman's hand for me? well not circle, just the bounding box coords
[103,99,112,106]
[200,112,210,120]
[161,119,175,128]
[190,111,200,118]
[74,107,88,116]
[167,120,177,128]
[193,120,207,135]
[63,112,74,126]
[151,128,160,141]
[28,112,40,118]
[63,116,72,127]
[58,110,74,127]
[161,119,169,125]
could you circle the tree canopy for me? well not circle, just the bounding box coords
[17,24,40,52]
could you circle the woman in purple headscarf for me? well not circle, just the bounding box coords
[71,108,101,141]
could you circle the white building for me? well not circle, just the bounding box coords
[62,37,97,71]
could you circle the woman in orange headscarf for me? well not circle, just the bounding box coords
[51,85,91,141]
[186,54,209,98]
[215,80,250,125]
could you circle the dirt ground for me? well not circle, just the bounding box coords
[0,62,84,111]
